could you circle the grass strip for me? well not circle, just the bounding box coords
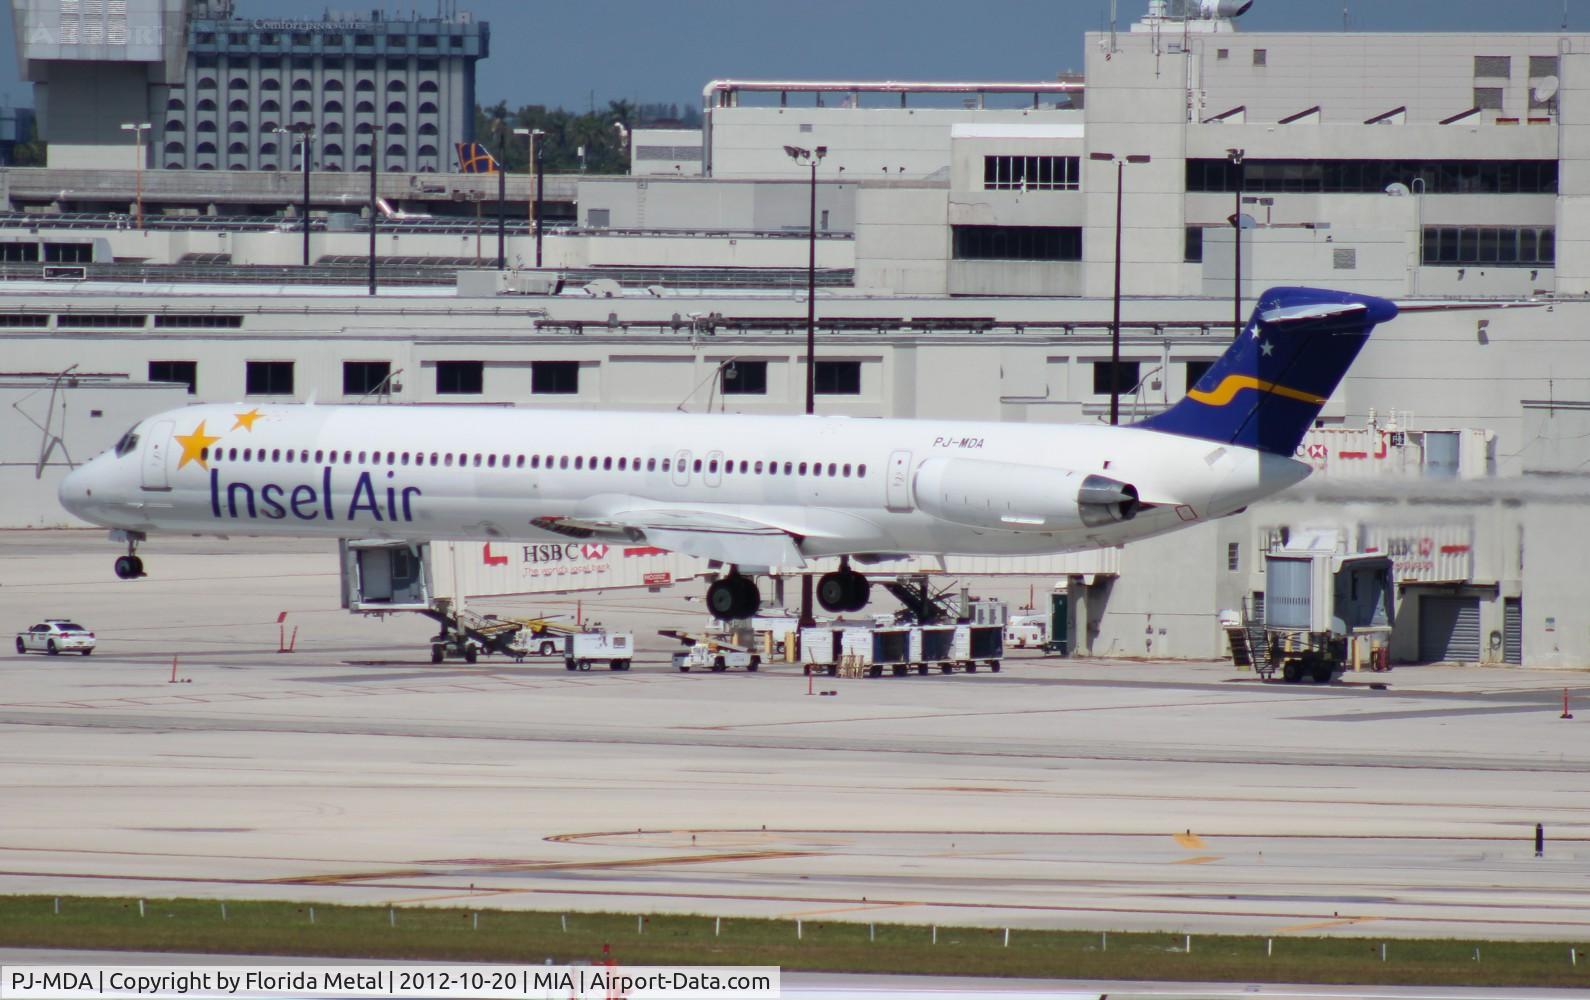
[2,895,1588,987]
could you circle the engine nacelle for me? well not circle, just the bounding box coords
[914,458,1140,532]
[1197,0,1253,18]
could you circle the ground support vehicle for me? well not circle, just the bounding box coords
[661,629,760,672]
[15,620,96,656]
[1004,614,1048,649]
[565,630,634,671]
[802,622,1001,676]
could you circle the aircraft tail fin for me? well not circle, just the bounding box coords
[1135,286,1397,456]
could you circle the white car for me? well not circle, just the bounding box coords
[15,620,96,656]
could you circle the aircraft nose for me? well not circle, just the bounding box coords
[58,462,98,521]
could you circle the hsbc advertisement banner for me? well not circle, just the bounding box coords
[430,540,710,598]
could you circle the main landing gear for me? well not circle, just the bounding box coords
[112,531,146,580]
[706,571,761,621]
[816,561,871,614]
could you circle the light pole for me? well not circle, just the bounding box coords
[514,127,547,267]
[784,143,826,628]
[1227,147,1245,338]
[119,122,150,229]
[277,124,315,266]
[1088,151,1151,425]
[368,129,379,296]
[784,144,826,415]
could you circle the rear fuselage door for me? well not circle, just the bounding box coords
[886,449,913,512]
[672,449,692,487]
[141,420,174,491]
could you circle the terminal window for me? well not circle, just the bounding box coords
[1092,361,1140,396]
[953,225,1082,261]
[814,360,861,395]
[343,360,391,396]
[435,360,484,395]
[148,361,197,395]
[983,155,1079,191]
[1421,226,1554,266]
[720,360,768,395]
[1184,359,1214,393]
[532,361,580,395]
[245,361,294,396]
[1185,158,1557,195]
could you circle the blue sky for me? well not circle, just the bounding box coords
[0,1,1583,112]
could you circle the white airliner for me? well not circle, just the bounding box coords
[59,286,1397,619]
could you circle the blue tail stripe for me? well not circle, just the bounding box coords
[1135,286,1397,456]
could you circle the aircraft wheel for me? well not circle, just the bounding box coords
[706,579,740,620]
[816,573,850,613]
[114,556,137,580]
[731,576,761,619]
[842,574,871,613]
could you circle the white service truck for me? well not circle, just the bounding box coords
[564,630,634,671]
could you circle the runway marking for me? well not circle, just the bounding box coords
[1276,916,1385,932]
[785,902,917,917]
[267,850,812,885]
[1174,856,1220,865]
[1174,832,1207,849]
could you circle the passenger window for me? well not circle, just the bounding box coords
[708,459,719,474]
[285,450,295,464]
[648,458,657,471]
[201,446,211,462]
[784,462,793,475]
[560,456,569,469]
[662,458,670,472]
[487,455,497,468]
[429,453,438,466]
[228,448,238,460]
[575,456,584,470]
[843,463,852,477]
[386,451,395,464]
[603,457,613,471]
[516,455,525,468]
[754,461,764,474]
[739,460,749,474]
[798,462,808,475]
[444,454,453,467]
[617,457,627,471]
[589,455,597,468]
[530,455,540,468]
[828,463,837,476]
[313,450,323,463]
[355,451,365,463]
[693,459,702,473]
[858,463,867,477]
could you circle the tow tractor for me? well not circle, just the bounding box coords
[660,629,761,672]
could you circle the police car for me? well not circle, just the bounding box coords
[15,620,96,656]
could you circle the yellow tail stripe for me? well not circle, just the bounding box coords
[1187,374,1327,407]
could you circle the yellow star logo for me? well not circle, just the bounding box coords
[174,420,221,470]
[232,408,263,432]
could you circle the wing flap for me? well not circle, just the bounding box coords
[535,507,806,571]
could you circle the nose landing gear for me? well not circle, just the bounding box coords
[113,533,146,580]
[706,571,761,621]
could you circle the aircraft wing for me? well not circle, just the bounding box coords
[533,507,806,570]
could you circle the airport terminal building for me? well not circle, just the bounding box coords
[5,4,1590,669]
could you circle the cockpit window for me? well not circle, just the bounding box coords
[113,427,140,457]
